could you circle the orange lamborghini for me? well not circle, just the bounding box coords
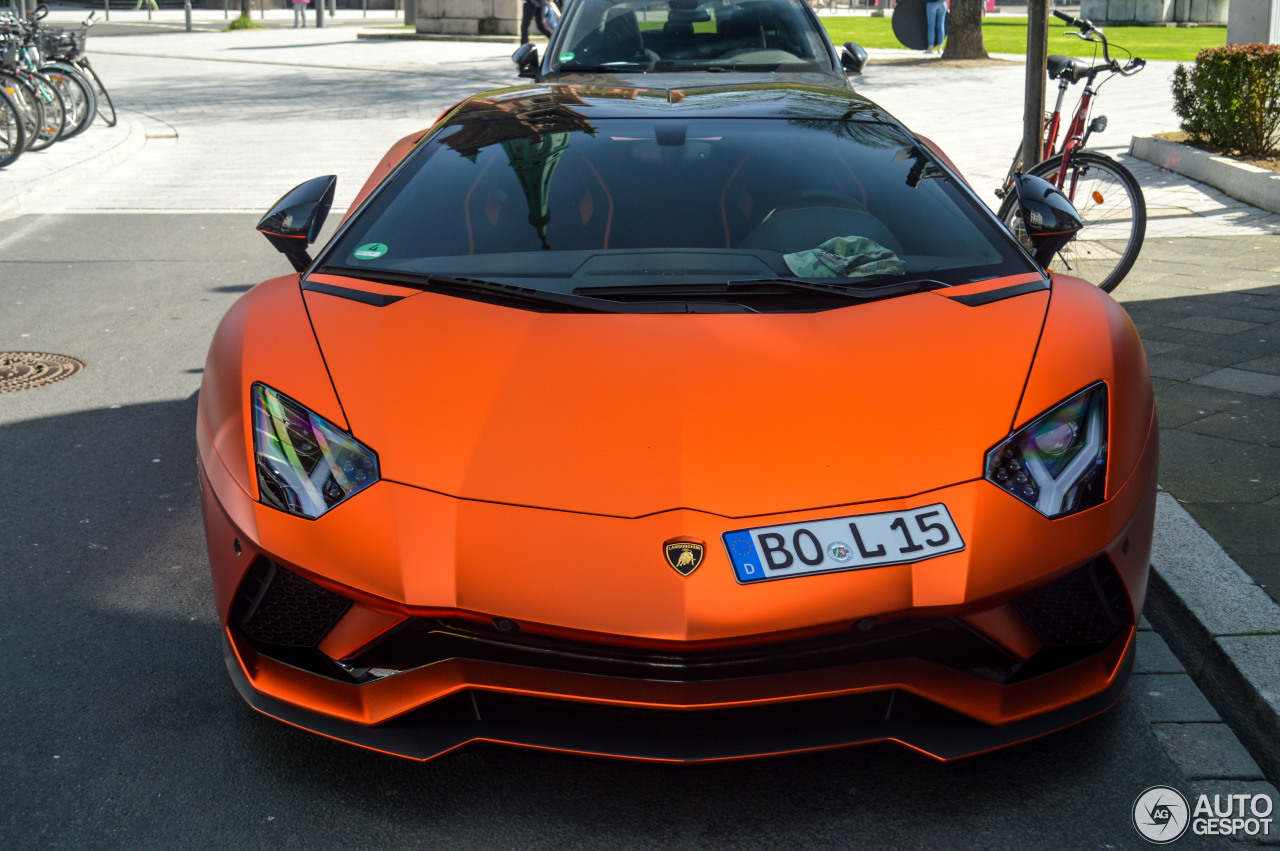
[197,84,1157,763]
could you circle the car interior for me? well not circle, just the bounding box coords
[558,0,824,68]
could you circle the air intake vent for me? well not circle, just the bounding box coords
[1014,558,1130,649]
[233,558,352,647]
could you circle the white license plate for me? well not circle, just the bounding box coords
[722,503,965,584]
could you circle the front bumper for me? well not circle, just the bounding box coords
[226,630,1134,762]
[200,406,1157,763]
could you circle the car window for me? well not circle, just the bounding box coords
[552,0,832,72]
[323,114,1035,306]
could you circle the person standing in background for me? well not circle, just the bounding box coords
[292,0,309,27]
[924,0,947,54]
[521,0,552,44]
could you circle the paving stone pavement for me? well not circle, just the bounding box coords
[1116,238,1280,603]
[19,12,516,214]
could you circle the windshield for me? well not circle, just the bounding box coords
[322,113,1036,309]
[551,0,831,73]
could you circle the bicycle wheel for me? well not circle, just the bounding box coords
[998,150,1146,293]
[0,72,43,152]
[78,61,115,127]
[0,88,24,168]
[26,72,66,151]
[40,64,96,139]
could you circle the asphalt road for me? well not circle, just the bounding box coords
[0,18,1246,850]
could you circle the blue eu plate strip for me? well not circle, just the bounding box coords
[722,530,766,584]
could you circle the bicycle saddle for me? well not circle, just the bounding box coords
[1047,54,1092,83]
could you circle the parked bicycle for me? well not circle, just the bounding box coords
[996,10,1147,293]
[34,11,115,128]
[0,83,25,168]
[1,11,68,157]
[0,5,112,169]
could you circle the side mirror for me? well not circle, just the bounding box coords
[841,41,867,75]
[1012,173,1083,268]
[257,175,336,273]
[512,43,540,79]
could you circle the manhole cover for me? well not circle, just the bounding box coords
[0,352,86,393]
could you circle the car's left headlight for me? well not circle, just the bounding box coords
[985,383,1107,518]
[251,383,379,519]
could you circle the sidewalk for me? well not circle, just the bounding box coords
[2,23,1277,787]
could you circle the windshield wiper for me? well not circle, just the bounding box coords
[725,276,950,298]
[574,277,948,305]
[314,266,629,312]
[311,266,754,313]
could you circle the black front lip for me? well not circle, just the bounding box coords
[224,633,1134,764]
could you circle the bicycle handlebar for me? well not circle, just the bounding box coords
[1052,9,1092,32]
[1119,56,1145,75]
[1050,8,1144,76]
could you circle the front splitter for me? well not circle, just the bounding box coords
[224,633,1135,764]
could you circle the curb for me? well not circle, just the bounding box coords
[1129,134,1280,216]
[1145,492,1280,784]
[0,118,147,220]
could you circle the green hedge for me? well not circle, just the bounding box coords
[1172,43,1280,157]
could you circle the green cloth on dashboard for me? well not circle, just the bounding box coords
[782,235,905,278]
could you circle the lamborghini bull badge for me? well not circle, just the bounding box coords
[663,537,705,576]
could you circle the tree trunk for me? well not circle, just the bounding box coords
[240,0,252,17]
[942,0,988,60]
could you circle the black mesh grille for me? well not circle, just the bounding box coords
[1013,557,1130,649]
[233,558,351,648]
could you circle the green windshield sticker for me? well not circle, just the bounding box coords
[559,52,575,62]
[353,242,388,260]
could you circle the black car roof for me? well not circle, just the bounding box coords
[447,83,896,126]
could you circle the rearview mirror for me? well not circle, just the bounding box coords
[1012,173,1083,268]
[512,43,539,79]
[841,41,867,75]
[257,175,336,273]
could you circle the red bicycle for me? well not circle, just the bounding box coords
[997,10,1147,293]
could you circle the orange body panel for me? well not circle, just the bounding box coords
[302,274,1050,518]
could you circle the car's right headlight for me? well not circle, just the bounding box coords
[985,383,1108,518]
[251,383,379,519]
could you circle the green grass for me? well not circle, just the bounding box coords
[225,14,266,30]
[821,17,1225,62]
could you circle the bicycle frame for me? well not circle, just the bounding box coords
[1044,77,1097,205]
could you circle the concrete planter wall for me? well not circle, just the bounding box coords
[1080,0,1227,24]
[1130,135,1280,215]
[417,0,520,35]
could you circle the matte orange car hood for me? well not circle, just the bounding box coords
[304,274,1049,518]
